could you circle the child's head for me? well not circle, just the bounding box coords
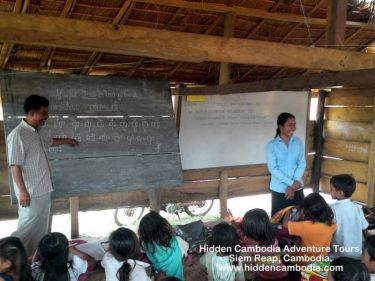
[36,232,70,281]
[0,236,31,281]
[160,278,182,281]
[362,235,375,273]
[242,208,275,246]
[330,174,356,199]
[109,228,141,281]
[138,211,174,251]
[329,257,369,281]
[301,193,334,225]
[209,222,239,261]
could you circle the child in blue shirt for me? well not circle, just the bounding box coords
[330,174,369,259]
[138,211,184,281]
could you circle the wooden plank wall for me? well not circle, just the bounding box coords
[320,88,374,202]
[0,120,315,220]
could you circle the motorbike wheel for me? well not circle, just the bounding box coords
[114,207,146,226]
[183,200,214,217]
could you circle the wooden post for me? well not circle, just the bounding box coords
[311,90,327,193]
[147,189,161,212]
[219,171,228,218]
[219,12,235,85]
[69,196,79,238]
[218,13,234,217]
[326,0,348,48]
[366,96,375,206]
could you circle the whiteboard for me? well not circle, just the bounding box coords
[179,91,309,169]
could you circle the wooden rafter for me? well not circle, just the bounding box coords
[168,14,224,80]
[127,58,145,77]
[245,0,284,39]
[1,13,375,71]
[238,0,324,82]
[0,0,28,69]
[81,0,134,75]
[134,0,374,29]
[40,0,76,71]
[237,0,285,82]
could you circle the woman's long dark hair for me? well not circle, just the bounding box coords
[138,211,174,254]
[209,222,240,266]
[109,228,140,281]
[242,208,275,246]
[275,112,295,138]
[0,236,32,281]
[36,232,71,281]
[301,193,334,225]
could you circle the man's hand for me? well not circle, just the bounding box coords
[52,138,79,147]
[65,138,79,146]
[19,190,30,207]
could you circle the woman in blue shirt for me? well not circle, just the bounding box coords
[266,112,306,216]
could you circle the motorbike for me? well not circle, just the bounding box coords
[114,200,214,226]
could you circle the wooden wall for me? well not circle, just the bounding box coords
[0,120,315,220]
[320,88,375,203]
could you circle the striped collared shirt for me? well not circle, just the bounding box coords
[7,119,53,198]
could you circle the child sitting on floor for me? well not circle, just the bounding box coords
[101,227,151,281]
[283,193,336,264]
[31,232,96,281]
[361,235,375,281]
[138,211,184,281]
[0,237,32,281]
[200,222,245,281]
[329,257,369,281]
[225,209,288,281]
[330,174,369,259]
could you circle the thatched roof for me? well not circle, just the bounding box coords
[0,0,374,85]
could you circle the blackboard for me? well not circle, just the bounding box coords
[0,72,183,199]
[179,91,309,169]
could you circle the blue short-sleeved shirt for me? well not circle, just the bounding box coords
[266,135,306,193]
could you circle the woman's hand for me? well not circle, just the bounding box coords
[284,187,295,199]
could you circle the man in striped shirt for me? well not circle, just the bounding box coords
[7,95,79,255]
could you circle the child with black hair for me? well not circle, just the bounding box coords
[101,227,151,281]
[330,174,369,259]
[138,211,184,281]
[200,222,245,281]
[225,209,288,281]
[329,257,370,281]
[31,232,96,281]
[0,237,32,281]
[160,278,182,281]
[362,235,375,280]
[283,193,336,263]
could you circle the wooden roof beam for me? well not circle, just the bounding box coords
[40,0,76,70]
[173,68,375,96]
[81,0,134,75]
[166,14,224,79]
[0,0,28,69]
[1,13,375,71]
[134,0,374,29]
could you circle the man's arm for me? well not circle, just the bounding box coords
[10,165,30,207]
[51,138,79,147]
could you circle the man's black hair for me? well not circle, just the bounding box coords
[24,95,49,114]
